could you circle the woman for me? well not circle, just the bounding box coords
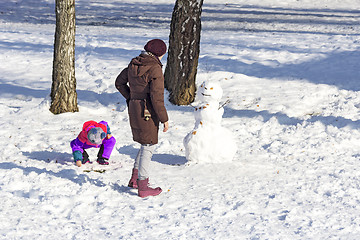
[115,39,169,198]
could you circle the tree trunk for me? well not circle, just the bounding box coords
[50,0,78,114]
[164,0,204,105]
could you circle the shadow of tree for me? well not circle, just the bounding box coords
[0,0,173,29]
[22,150,73,165]
[224,107,360,129]
[0,83,48,99]
[202,4,360,34]
[3,152,140,194]
[0,162,106,187]
[224,108,303,126]
[118,145,187,166]
[0,82,128,108]
[200,50,360,92]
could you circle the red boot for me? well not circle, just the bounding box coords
[137,178,162,198]
[128,168,138,189]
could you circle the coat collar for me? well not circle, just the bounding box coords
[141,51,163,67]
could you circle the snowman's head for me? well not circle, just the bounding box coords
[197,81,223,102]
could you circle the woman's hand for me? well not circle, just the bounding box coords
[163,121,169,132]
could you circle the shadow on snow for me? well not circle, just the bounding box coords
[0,161,107,187]
[224,107,360,129]
[117,144,187,166]
[22,150,73,165]
[199,50,360,92]
[1,1,359,34]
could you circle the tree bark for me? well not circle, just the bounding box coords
[164,0,204,105]
[50,0,78,114]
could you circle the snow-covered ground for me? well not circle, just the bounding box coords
[1,0,360,239]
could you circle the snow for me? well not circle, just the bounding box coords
[1,0,360,239]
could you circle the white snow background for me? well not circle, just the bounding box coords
[1,0,360,239]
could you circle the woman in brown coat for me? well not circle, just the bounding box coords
[115,39,169,198]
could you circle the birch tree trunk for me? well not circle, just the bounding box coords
[50,0,78,114]
[164,0,204,105]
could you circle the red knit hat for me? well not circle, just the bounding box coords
[144,39,167,57]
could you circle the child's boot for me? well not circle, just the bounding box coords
[97,158,109,165]
[82,150,92,164]
[128,168,138,189]
[137,178,162,198]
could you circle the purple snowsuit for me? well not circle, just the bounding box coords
[70,121,116,162]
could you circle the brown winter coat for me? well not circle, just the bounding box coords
[115,53,168,144]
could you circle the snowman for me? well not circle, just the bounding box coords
[183,81,237,163]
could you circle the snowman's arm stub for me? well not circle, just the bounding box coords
[219,99,231,109]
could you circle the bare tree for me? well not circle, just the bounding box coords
[50,0,78,114]
[164,0,204,105]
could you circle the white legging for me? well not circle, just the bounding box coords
[134,144,155,180]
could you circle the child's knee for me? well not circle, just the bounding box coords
[107,136,116,145]
[70,139,76,147]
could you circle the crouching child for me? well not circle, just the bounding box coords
[70,120,116,167]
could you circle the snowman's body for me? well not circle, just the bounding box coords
[183,81,237,163]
